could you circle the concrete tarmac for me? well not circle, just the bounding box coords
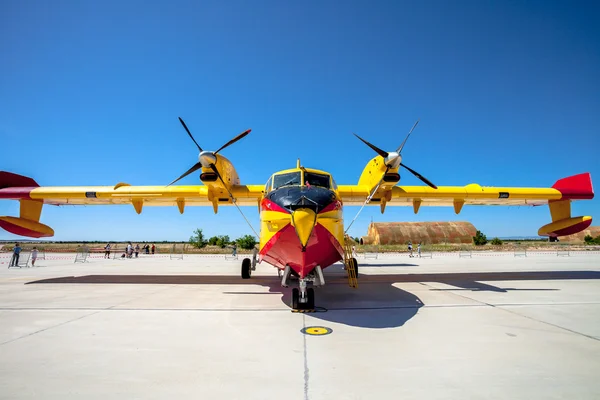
[1,251,599,399]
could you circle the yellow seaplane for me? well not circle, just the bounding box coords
[0,119,594,309]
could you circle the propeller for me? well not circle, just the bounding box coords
[353,120,437,189]
[168,117,250,186]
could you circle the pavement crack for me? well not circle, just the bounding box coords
[497,306,600,342]
[420,282,600,342]
[303,314,310,400]
[0,310,101,347]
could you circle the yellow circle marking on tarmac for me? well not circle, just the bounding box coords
[302,326,332,336]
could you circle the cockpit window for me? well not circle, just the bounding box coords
[304,172,330,189]
[273,172,301,189]
[264,176,273,193]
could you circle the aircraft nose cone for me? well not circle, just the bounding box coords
[291,208,317,248]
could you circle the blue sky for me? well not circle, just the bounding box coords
[1,0,598,241]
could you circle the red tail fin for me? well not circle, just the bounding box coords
[0,171,39,189]
[552,173,594,200]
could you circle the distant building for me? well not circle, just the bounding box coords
[361,221,477,245]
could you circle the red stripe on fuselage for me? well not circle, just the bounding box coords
[0,187,34,200]
[260,223,343,278]
[260,198,290,213]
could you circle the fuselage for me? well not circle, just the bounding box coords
[258,166,345,278]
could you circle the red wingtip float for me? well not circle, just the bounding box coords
[0,119,595,309]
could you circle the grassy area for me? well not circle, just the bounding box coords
[356,241,597,253]
[0,242,254,254]
[2,241,597,254]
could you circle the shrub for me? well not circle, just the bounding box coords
[473,230,488,246]
[490,237,503,245]
[236,235,258,250]
[216,235,230,248]
[189,228,207,248]
[208,236,219,246]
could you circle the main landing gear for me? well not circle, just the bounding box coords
[241,249,258,279]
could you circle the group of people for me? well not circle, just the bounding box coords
[8,243,39,267]
[104,243,156,259]
[407,242,422,258]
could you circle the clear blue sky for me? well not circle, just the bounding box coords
[1,0,598,241]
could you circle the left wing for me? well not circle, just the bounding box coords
[339,173,594,237]
[0,171,264,238]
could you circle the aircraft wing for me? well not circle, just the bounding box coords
[338,173,594,237]
[0,171,264,237]
[338,183,563,207]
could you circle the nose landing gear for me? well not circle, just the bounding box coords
[291,279,315,310]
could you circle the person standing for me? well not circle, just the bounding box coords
[134,244,140,258]
[417,243,422,258]
[151,244,155,255]
[31,247,38,266]
[104,243,111,259]
[10,243,22,267]
[408,241,413,258]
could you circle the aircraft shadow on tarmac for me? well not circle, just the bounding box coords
[27,270,600,329]
[356,263,419,267]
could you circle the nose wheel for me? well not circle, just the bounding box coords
[291,286,314,310]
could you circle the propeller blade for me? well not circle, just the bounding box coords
[353,133,389,158]
[178,117,203,152]
[396,119,420,154]
[214,129,251,155]
[400,163,437,189]
[168,161,203,186]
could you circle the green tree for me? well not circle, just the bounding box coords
[490,237,503,245]
[236,235,257,250]
[216,235,230,248]
[189,228,207,248]
[208,236,219,246]
[473,230,488,246]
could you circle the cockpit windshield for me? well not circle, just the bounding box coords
[272,172,301,190]
[305,172,330,188]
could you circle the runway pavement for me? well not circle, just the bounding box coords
[1,251,599,399]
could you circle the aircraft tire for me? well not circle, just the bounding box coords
[307,288,315,310]
[291,288,299,309]
[351,257,358,277]
[241,258,252,279]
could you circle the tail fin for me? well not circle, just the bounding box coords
[539,173,594,237]
[552,172,594,200]
[0,172,53,238]
[0,171,39,189]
